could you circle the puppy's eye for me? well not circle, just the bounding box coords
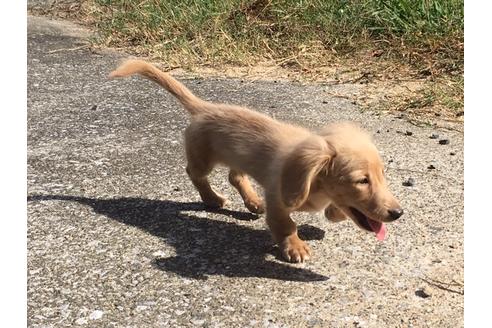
[357,177,370,184]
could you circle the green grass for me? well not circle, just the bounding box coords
[89,0,463,71]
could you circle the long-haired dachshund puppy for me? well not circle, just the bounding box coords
[110,60,403,262]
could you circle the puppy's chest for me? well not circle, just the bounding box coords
[299,190,332,212]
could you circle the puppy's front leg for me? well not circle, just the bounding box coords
[324,204,348,222]
[266,203,311,263]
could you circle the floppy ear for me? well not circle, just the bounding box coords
[280,137,335,209]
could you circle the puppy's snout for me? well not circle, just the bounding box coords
[388,208,404,221]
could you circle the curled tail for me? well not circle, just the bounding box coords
[109,59,205,115]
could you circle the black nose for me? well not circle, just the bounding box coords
[388,208,404,220]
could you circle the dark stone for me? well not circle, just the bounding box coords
[405,131,413,136]
[415,289,431,298]
[427,165,436,170]
[439,139,450,145]
[430,133,439,139]
[402,178,415,187]
[90,105,97,110]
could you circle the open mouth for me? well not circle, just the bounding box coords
[349,207,387,241]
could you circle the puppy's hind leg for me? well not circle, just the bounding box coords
[228,170,265,214]
[185,138,227,209]
[186,164,228,209]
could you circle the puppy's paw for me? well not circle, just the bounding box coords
[244,198,265,214]
[203,193,228,209]
[279,235,312,263]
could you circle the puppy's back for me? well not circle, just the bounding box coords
[189,105,310,184]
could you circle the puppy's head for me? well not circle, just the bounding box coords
[280,123,403,240]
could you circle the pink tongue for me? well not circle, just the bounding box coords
[368,220,387,241]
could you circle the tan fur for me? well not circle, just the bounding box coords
[110,59,403,263]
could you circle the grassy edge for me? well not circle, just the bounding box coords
[28,0,464,126]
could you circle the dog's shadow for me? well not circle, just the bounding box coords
[27,194,328,282]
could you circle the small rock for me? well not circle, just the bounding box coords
[376,130,380,134]
[430,133,439,139]
[75,318,88,325]
[427,165,436,170]
[439,139,450,145]
[135,305,148,312]
[388,159,393,163]
[402,178,415,187]
[173,187,180,192]
[89,310,104,320]
[90,105,97,111]
[450,152,456,156]
[415,288,431,298]
[322,100,328,104]
[456,111,464,117]
[405,131,413,136]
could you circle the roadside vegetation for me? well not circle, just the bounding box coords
[30,0,464,124]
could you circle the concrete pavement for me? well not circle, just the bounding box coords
[27,15,463,327]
